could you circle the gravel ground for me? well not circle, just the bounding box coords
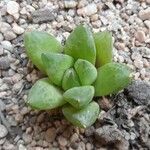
[0,0,150,150]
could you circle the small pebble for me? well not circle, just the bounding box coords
[1,41,13,51]
[45,128,57,142]
[0,124,8,138]
[58,136,68,147]
[70,133,79,143]
[0,100,6,111]
[135,30,146,43]
[0,22,11,34]
[144,20,150,29]
[0,57,10,70]
[12,24,25,35]
[7,1,20,15]
[0,33,4,42]
[64,0,77,8]
[77,3,97,16]
[4,31,17,41]
[139,8,150,20]
[18,144,27,150]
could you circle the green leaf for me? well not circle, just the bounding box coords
[64,25,96,64]
[27,78,65,110]
[94,63,132,96]
[24,31,63,73]
[62,102,100,128]
[74,59,97,85]
[62,68,81,91]
[42,53,74,86]
[94,31,113,67]
[63,86,94,109]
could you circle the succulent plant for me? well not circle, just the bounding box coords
[24,25,132,128]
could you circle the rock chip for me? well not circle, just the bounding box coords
[45,128,56,142]
[95,125,129,150]
[0,33,4,42]
[7,1,20,15]
[144,20,150,29]
[12,24,24,35]
[18,144,27,150]
[125,81,150,105]
[135,30,146,43]
[0,100,6,111]
[58,136,68,146]
[0,57,10,70]
[0,22,11,34]
[32,8,55,23]
[146,0,150,4]
[77,3,97,16]
[0,124,8,138]
[4,31,17,41]
[139,8,150,20]
[1,41,13,51]
[64,0,77,8]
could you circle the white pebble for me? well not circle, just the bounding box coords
[0,124,8,138]
[144,20,150,29]
[64,0,77,8]
[0,22,11,34]
[0,33,4,42]
[1,41,13,51]
[139,8,150,20]
[77,3,97,16]
[12,24,25,35]
[7,1,20,15]
[4,31,17,41]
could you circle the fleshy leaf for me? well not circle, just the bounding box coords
[74,59,97,85]
[64,25,96,64]
[42,53,74,86]
[94,63,132,96]
[62,101,100,128]
[94,31,113,67]
[62,68,81,91]
[63,86,94,109]
[24,31,63,73]
[27,78,65,110]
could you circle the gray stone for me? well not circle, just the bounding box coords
[95,125,129,150]
[32,8,55,23]
[0,100,6,111]
[0,124,8,138]
[0,57,10,70]
[0,33,4,42]
[1,41,13,51]
[125,81,150,105]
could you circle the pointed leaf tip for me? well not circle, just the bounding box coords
[94,62,132,96]
[62,68,81,91]
[27,78,66,110]
[63,86,94,109]
[64,25,96,64]
[94,31,113,67]
[62,101,100,128]
[42,53,74,86]
[74,59,97,85]
[24,31,62,73]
